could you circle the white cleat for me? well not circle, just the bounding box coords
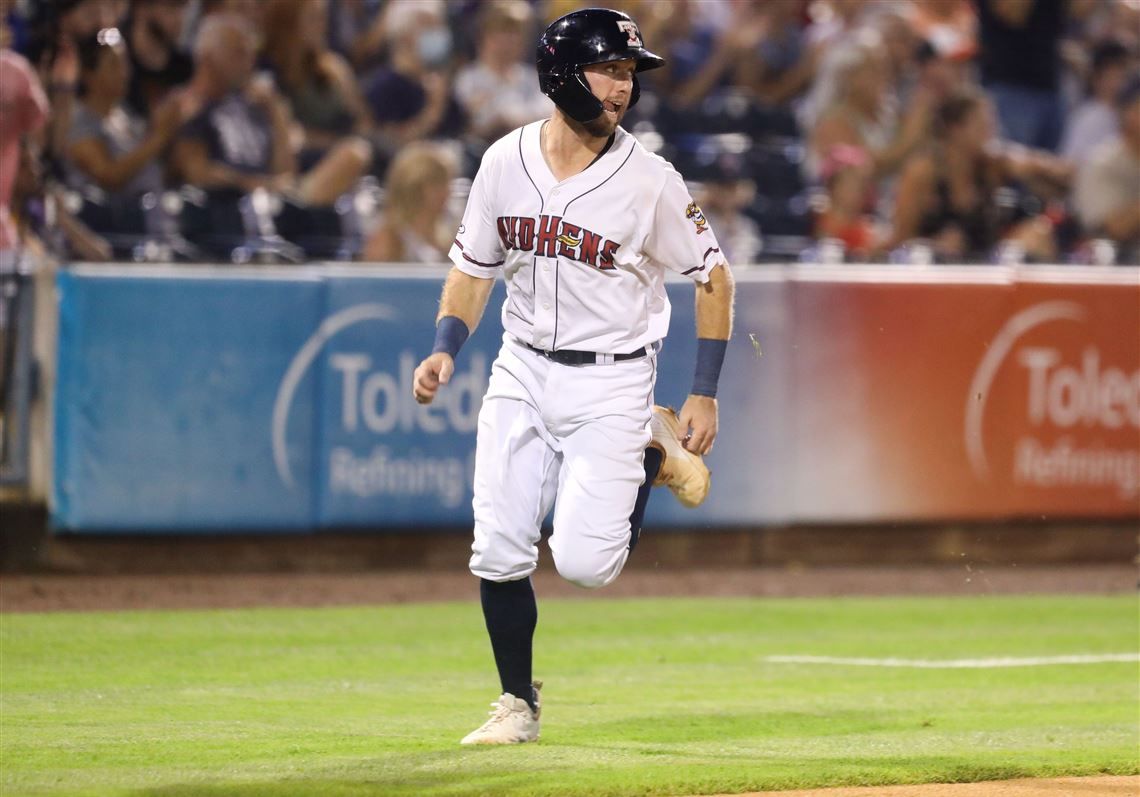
[459,681,542,745]
[649,405,711,508]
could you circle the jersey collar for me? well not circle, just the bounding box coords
[523,120,631,195]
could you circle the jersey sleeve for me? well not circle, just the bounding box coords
[449,146,505,279]
[643,167,728,283]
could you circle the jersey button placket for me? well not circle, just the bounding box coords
[532,254,557,348]
[531,191,562,350]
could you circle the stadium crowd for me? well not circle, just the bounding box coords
[1,0,1138,268]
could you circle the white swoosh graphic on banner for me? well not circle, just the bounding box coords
[272,303,396,488]
[964,301,1085,478]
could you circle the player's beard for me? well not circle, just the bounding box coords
[583,107,622,138]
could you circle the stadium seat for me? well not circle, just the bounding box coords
[177,188,303,264]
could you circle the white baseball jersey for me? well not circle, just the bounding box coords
[449,121,726,354]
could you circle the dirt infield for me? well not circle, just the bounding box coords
[723,775,1139,796]
[1,564,1136,612]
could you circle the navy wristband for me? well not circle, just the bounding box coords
[432,316,470,358]
[691,338,727,398]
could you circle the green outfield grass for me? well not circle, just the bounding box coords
[2,595,1137,797]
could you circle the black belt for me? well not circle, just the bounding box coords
[522,342,647,366]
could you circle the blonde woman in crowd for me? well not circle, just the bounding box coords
[807,30,933,181]
[363,142,455,263]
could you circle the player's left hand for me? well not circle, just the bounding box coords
[679,395,718,455]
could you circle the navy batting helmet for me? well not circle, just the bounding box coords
[536,8,665,124]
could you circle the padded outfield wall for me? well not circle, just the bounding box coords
[51,264,1139,533]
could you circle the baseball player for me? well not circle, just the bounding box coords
[412,7,735,745]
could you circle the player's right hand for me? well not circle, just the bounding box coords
[413,353,454,405]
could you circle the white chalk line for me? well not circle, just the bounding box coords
[764,654,1140,669]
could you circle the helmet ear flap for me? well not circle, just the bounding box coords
[543,69,604,124]
[553,69,641,122]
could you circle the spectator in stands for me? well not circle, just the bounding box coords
[975,0,1066,151]
[813,144,885,261]
[889,88,1070,262]
[908,0,977,63]
[696,158,762,266]
[64,28,183,199]
[807,31,933,181]
[170,14,369,207]
[22,0,107,172]
[361,0,465,145]
[1061,40,1132,164]
[653,0,768,110]
[0,42,48,265]
[455,0,550,144]
[122,0,191,119]
[262,0,373,166]
[746,1,818,107]
[1073,73,1140,262]
[362,142,455,263]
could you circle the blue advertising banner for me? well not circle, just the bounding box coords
[312,274,503,526]
[54,268,325,530]
[52,266,789,532]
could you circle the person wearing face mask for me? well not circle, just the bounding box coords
[361,0,465,145]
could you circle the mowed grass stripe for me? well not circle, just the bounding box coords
[2,596,1137,797]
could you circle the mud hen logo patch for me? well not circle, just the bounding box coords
[686,202,709,235]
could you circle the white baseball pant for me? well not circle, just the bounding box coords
[469,335,656,588]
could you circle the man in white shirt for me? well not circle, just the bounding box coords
[1060,40,1129,165]
[453,0,552,143]
[412,8,735,745]
[1074,72,1140,262]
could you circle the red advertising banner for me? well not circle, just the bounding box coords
[788,266,1138,521]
